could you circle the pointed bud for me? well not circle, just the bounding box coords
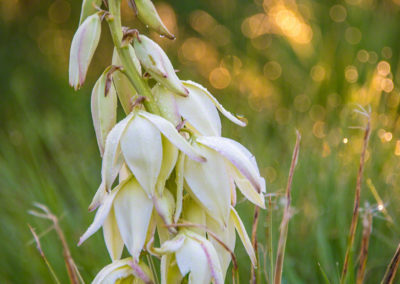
[184,142,230,226]
[69,13,101,90]
[91,68,118,156]
[79,0,102,25]
[113,179,154,261]
[134,0,175,40]
[133,35,188,96]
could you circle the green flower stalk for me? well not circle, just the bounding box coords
[69,0,266,283]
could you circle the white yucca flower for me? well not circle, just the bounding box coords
[70,0,266,282]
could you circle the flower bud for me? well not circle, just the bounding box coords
[133,35,188,96]
[91,68,118,156]
[79,0,102,25]
[152,83,181,126]
[134,0,175,40]
[69,13,101,90]
[153,189,175,227]
[103,204,124,261]
[112,46,140,114]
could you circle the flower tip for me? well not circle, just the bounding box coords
[236,115,248,127]
[166,33,176,40]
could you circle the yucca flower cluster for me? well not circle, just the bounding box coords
[69,0,266,283]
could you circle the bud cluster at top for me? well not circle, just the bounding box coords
[69,0,267,283]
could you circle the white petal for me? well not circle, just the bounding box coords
[153,234,186,255]
[174,151,185,223]
[182,198,206,237]
[184,143,231,226]
[121,115,162,196]
[161,255,183,284]
[139,111,206,163]
[178,231,224,284]
[197,136,264,194]
[78,181,125,245]
[175,83,221,136]
[102,113,134,192]
[92,258,132,284]
[103,206,124,261]
[230,206,257,267]
[113,179,153,261]
[176,237,211,284]
[153,189,175,227]
[152,83,181,126]
[183,80,246,127]
[156,138,178,195]
[207,215,236,278]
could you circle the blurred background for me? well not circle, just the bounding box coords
[1,0,400,283]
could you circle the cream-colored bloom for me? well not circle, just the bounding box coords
[79,0,102,25]
[92,257,154,284]
[152,81,246,136]
[133,35,188,96]
[79,178,153,261]
[69,13,101,90]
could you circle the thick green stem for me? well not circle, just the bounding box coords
[107,0,160,115]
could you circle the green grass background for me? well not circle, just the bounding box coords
[1,0,400,283]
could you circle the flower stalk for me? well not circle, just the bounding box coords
[69,0,267,282]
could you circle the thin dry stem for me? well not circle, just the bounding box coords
[251,206,261,284]
[29,203,83,284]
[28,224,61,284]
[340,115,371,284]
[356,208,373,284]
[381,242,400,284]
[273,130,301,284]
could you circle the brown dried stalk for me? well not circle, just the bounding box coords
[340,114,371,284]
[273,131,301,284]
[251,206,261,284]
[356,208,373,284]
[381,242,400,284]
[28,224,61,284]
[29,203,83,284]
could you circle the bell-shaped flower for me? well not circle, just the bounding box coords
[69,13,101,90]
[196,136,266,208]
[91,67,118,156]
[79,178,154,262]
[111,46,141,114]
[184,142,231,226]
[154,230,224,284]
[152,80,246,136]
[134,0,175,40]
[121,111,205,197]
[92,257,154,284]
[133,35,188,96]
[89,110,205,210]
[79,0,102,25]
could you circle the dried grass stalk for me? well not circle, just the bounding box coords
[356,208,372,284]
[381,242,400,284]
